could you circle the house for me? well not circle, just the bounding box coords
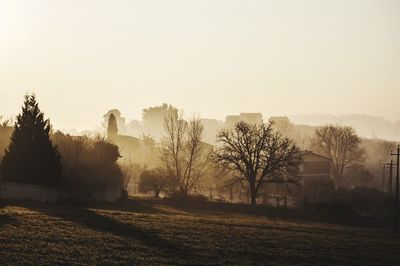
[256,150,332,207]
[301,150,331,182]
[300,150,333,203]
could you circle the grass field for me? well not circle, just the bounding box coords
[1,198,399,265]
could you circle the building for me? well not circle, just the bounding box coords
[301,150,331,182]
[300,150,333,203]
[225,113,263,128]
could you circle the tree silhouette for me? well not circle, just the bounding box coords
[214,121,302,206]
[311,125,365,186]
[1,94,62,186]
[161,112,210,197]
[107,113,118,139]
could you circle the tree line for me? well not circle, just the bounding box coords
[0,94,125,202]
[0,94,382,207]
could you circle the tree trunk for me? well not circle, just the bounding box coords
[249,185,257,206]
[250,192,257,206]
[248,176,258,206]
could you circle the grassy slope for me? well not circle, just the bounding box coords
[0,198,399,265]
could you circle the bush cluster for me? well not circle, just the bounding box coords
[52,132,123,198]
[309,186,393,217]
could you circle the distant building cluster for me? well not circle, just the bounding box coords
[225,113,264,128]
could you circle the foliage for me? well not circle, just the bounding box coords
[103,109,126,134]
[343,163,375,188]
[117,162,135,199]
[346,187,392,216]
[0,125,13,161]
[136,134,162,167]
[52,132,123,198]
[142,103,178,122]
[167,193,209,201]
[313,186,392,216]
[138,167,169,197]
[360,138,397,188]
[308,201,357,217]
[141,104,178,140]
[0,116,13,157]
[214,121,302,205]
[1,94,62,186]
[0,115,12,127]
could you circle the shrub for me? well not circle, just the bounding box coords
[118,162,138,198]
[167,192,209,202]
[311,185,392,217]
[346,187,391,216]
[309,202,357,217]
[138,168,169,197]
[52,132,123,199]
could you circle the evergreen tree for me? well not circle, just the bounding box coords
[107,113,118,139]
[1,94,62,186]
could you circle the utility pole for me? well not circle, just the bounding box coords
[389,160,394,195]
[382,162,394,194]
[382,163,387,192]
[391,145,400,232]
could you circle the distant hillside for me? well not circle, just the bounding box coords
[289,114,400,141]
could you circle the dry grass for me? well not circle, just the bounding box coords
[0,198,399,265]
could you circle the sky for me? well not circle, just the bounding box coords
[0,0,399,130]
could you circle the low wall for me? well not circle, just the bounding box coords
[0,181,60,204]
[0,181,123,204]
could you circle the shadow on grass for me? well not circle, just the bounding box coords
[60,196,391,230]
[69,197,170,215]
[3,196,393,231]
[153,198,392,230]
[0,213,18,228]
[16,200,193,260]
[0,201,18,227]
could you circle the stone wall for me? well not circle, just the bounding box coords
[0,181,60,204]
[0,181,123,204]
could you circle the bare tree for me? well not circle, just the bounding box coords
[311,125,366,186]
[213,121,302,206]
[161,112,210,197]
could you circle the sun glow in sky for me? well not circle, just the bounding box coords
[1,0,399,130]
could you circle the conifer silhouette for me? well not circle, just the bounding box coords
[107,113,118,139]
[1,94,62,186]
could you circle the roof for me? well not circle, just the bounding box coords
[301,150,331,161]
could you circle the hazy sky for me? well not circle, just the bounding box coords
[1,0,399,130]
